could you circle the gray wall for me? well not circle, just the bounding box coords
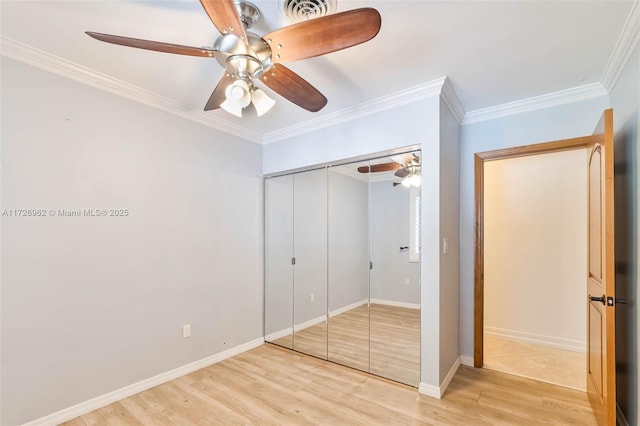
[609,44,639,426]
[458,95,610,360]
[1,58,264,425]
[328,170,369,311]
[370,181,420,304]
[439,99,460,382]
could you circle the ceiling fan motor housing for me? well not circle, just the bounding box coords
[213,33,272,80]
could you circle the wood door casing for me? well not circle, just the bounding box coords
[586,109,616,426]
[473,133,603,368]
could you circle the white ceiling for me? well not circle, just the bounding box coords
[1,0,634,138]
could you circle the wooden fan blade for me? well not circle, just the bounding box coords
[85,32,217,57]
[204,73,235,111]
[357,163,402,173]
[259,64,327,112]
[262,8,381,63]
[200,0,248,42]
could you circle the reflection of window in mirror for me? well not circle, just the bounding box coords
[409,187,421,262]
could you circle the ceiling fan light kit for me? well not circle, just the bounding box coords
[401,174,421,188]
[221,79,252,117]
[86,0,381,118]
[251,88,277,117]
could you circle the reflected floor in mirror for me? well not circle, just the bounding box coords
[295,321,328,359]
[328,303,370,373]
[271,303,420,386]
[370,304,420,386]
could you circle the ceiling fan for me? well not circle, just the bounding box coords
[357,153,421,187]
[86,0,382,117]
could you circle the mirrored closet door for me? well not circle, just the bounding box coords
[327,161,370,372]
[369,153,421,385]
[292,169,328,359]
[264,169,328,359]
[265,149,421,386]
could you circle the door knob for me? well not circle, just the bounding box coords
[589,295,606,305]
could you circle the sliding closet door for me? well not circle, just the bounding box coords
[264,175,294,349]
[369,153,421,386]
[327,163,370,371]
[292,169,328,359]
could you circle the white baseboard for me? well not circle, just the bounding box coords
[266,300,367,341]
[265,327,293,342]
[418,356,461,399]
[418,382,441,398]
[329,299,368,317]
[22,337,264,426]
[484,327,586,353]
[370,298,420,310]
[617,403,630,426]
[460,355,474,367]
[439,356,461,397]
[293,315,326,332]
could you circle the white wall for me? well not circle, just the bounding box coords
[370,181,420,305]
[609,43,639,425]
[459,95,610,360]
[438,99,460,382]
[484,149,587,352]
[0,58,264,425]
[263,100,435,175]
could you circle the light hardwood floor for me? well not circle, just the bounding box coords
[272,303,420,386]
[483,334,586,391]
[62,343,597,425]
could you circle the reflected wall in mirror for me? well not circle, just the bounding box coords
[327,162,370,372]
[264,175,294,349]
[369,152,421,386]
[264,169,328,359]
[292,169,328,359]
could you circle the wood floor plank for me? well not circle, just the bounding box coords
[67,344,597,425]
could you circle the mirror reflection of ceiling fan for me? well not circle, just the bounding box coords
[357,153,421,187]
[85,0,382,118]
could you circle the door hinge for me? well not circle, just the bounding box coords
[369,261,373,270]
[291,257,296,265]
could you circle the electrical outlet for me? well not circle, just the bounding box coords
[182,324,191,339]
[310,293,315,303]
[404,277,410,286]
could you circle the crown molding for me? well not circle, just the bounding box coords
[601,0,640,92]
[440,77,465,124]
[262,77,447,144]
[462,82,608,125]
[0,36,262,144]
